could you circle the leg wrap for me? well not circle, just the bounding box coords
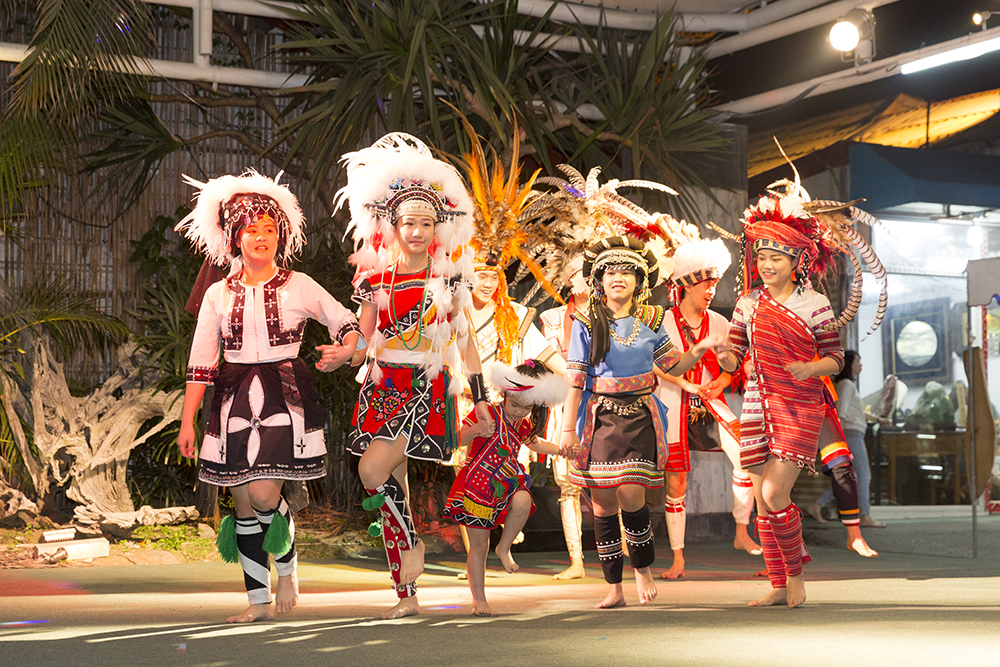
[664,494,686,552]
[621,506,656,570]
[732,472,755,526]
[255,497,297,577]
[830,463,861,526]
[367,477,417,599]
[235,516,271,605]
[593,514,624,584]
[769,504,807,578]
[559,495,584,562]
[755,515,786,589]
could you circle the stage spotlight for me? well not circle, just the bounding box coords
[973,11,993,29]
[830,9,876,64]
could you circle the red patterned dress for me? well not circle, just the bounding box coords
[443,404,536,529]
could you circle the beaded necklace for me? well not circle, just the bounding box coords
[388,257,431,351]
[609,315,641,347]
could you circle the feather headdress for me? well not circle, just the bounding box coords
[486,361,569,407]
[454,116,563,363]
[732,146,888,336]
[176,169,306,272]
[335,133,476,381]
[670,238,733,287]
[523,164,697,292]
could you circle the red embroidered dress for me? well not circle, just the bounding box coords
[443,404,536,529]
[350,267,463,461]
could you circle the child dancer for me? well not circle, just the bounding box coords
[176,170,362,623]
[444,359,569,616]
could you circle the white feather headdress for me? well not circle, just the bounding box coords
[335,134,475,383]
[175,169,305,270]
[486,361,569,407]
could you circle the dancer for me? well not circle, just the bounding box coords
[538,259,589,580]
[560,236,726,609]
[716,176,888,608]
[340,134,492,620]
[444,360,569,616]
[655,238,760,581]
[176,170,362,623]
[806,350,886,555]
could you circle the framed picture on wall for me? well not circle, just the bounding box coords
[882,297,951,384]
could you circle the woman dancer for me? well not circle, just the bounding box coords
[340,134,493,620]
[560,236,725,609]
[176,170,362,623]
[715,178,889,608]
[445,359,569,616]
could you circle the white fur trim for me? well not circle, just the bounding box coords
[176,169,306,267]
[485,362,570,407]
[670,238,732,283]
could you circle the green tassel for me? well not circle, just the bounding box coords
[362,493,385,512]
[262,511,292,556]
[368,520,383,538]
[493,480,506,498]
[216,515,239,564]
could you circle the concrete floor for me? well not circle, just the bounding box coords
[2,511,999,667]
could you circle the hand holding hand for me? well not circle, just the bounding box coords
[316,343,352,372]
[474,400,495,434]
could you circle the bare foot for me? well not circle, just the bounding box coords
[471,601,498,617]
[634,566,658,604]
[380,597,420,620]
[275,572,299,614]
[785,573,806,608]
[457,570,468,580]
[495,545,519,574]
[399,540,425,585]
[227,603,274,623]
[659,552,684,579]
[748,588,786,607]
[859,515,886,528]
[733,529,763,556]
[806,503,828,524]
[553,559,585,580]
[596,583,626,609]
[848,535,879,558]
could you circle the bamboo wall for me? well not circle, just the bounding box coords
[1,10,328,383]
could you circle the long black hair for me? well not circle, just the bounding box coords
[834,350,859,384]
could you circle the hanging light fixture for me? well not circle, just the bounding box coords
[973,11,994,30]
[830,8,876,64]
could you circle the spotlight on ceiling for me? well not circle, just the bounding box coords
[830,8,876,64]
[973,11,993,30]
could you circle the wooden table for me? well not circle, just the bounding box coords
[879,430,967,505]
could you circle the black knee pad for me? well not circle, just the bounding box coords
[621,506,656,570]
[593,514,624,584]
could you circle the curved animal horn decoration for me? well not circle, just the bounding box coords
[805,200,889,338]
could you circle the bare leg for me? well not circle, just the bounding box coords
[495,490,532,574]
[465,527,497,616]
[733,522,762,555]
[760,458,808,609]
[846,524,879,557]
[806,502,828,523]
[457,525,470,579]
[381,597,420,620]
[275,573,299,615]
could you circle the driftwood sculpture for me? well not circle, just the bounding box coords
[0,336,185,523]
